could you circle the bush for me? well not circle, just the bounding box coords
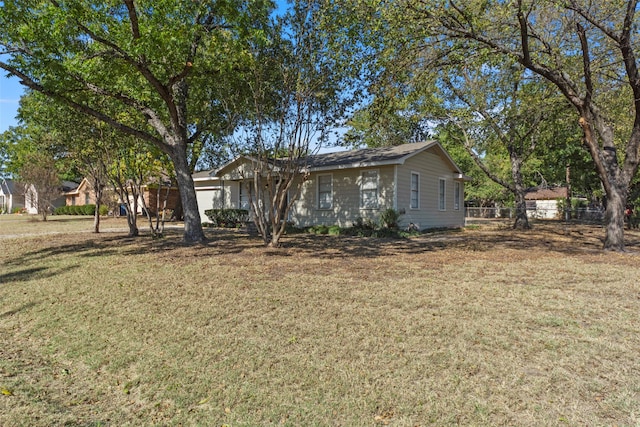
[54,204,107,216]
[328,225,342,235]
[307,224,330,235]
[380,208,401,229]
[83,204,96,215]
[204,209,249,228]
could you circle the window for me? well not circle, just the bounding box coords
[454,182,461,210]
[360,170,379,209]
[71,196,76,206]
[85,192,90,205]
[317,174,333,209]
[439,178,446,211]
[239,183,251,210]
[410,172,419,209]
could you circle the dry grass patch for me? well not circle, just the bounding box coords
[1,222,640,426]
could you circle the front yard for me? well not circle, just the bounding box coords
[1,216,639,425]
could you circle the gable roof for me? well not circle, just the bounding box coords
[0,178,16,195]
[209,141,468,179]
[304,141,462,172]
[63,178,87,195]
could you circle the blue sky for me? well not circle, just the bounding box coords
[0,73,23,133]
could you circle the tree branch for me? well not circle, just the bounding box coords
[123,0,141,39]
[576,23,594,107]
[0,61,163,149]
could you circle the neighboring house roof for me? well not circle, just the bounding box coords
[525,187,568,200]
[211,141,470,180]
[1,178,17,195]
[62,180,79,193]
[63,178,86,196]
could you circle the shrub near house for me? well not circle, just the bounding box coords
[54,204,108,216]
[204,209,249,228]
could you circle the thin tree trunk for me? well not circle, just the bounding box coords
[93,186,102,233]
[510,150,531,230]
[94,203,100,233]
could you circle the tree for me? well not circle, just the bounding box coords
[15,92,112,232]
[0,0,273,243]
[228,0,353,248]
[17,150,61,220]
[401,0,640,250]
[439,65,571,229]
[325,0,640,250]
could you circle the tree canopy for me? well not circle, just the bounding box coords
[0,0,274,242]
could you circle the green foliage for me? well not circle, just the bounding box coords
[328,225,342,236]
[204,209,249,228]
[307,224,330,235]
[380,208,401,229]
[54,204,106,216]
[0,0,277,241]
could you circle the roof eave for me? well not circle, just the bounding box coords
[307,159,403,173]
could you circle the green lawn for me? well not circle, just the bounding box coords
[1,216,639,426]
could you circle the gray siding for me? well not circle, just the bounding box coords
[290,166,395,227]
[195,145,466,229]
[395,148,464,229]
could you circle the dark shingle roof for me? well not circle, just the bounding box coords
[1,178,17,194]
[305,141,438,170]
[210,140,465,178]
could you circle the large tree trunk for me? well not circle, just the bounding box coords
[168,146,206,243]
[578,116,632,251]
[603,181,627,251]
[513,193,530,230]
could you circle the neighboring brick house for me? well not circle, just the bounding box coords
[64,177,180,216]
[143,184,181,216]
[65,178,97,206]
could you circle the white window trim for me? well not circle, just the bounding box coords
[317,173,333,210]
[239,181,251,210]
[454,181,461,211]
[439,178,446,211]
[410,172,420,210]
[360,169,379,210]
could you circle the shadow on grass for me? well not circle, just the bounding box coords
[0,301,39,318]
[0,265,80,284]
[5,221,635,266]
[4,228,253,267]
[276,222,614,258]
